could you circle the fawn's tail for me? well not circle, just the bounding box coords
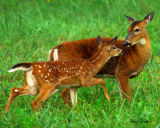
[8,63,32,72]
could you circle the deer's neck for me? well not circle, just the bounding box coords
[135,33,151,65]
[89,49,111,76]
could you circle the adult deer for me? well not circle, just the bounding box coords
[49,12,154,104]
[5,36,121,112]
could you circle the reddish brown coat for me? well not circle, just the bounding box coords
[5,36,121,112]
[49,12,153,102]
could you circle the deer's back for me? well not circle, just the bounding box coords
[50,37,124,76]
[31,60,94,87]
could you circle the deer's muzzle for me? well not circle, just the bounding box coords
[123,41,131,47]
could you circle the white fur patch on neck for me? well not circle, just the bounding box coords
[132,38,146,45]
[54,49,58,61]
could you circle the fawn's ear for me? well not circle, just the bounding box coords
[97,35,102,48]
[108,36,118,44]
[143,11,154,24]
[125,15,135,24]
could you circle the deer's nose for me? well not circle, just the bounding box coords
[123,41,131,47]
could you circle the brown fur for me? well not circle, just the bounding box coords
[5,37,121,112]
[49,12,153,103]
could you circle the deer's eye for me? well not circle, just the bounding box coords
[134,28,140,32]
[113,46,116,50]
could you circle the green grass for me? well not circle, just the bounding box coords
[0,0,160,127]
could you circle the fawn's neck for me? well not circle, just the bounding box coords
[89,48,111,76]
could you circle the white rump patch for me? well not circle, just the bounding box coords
[26,70,37,90]
[53,49,59,61]
[8,67,31,73]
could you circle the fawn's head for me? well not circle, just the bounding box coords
[97,36,122,57]
[123,11,154,47]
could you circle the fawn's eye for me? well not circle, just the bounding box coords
[134,28,140,32]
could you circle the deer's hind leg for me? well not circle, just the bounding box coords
[61,88,72,106]
[5,85,37,113]
[31,85,56,112]
[81,78,110,101]
[70,88,78,106]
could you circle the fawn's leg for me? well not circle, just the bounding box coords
[70,88,78,106]
[31,86,56,112]
[116,74,132,101]
[5,85,37,113]
[61,88,72,106]
[81,78,110,101]
[50,89,59,96]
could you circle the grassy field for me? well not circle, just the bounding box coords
[0,0,160,127]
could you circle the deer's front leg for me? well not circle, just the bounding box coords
[115,74,132,101]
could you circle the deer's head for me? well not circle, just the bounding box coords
[123,11,154,47]
[97,36,122,57]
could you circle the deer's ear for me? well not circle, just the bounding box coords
[97,35,102,49]
[125,15,135,24]
[97,35,102,45]
[143,11,154,24]
[108,36,118,44]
